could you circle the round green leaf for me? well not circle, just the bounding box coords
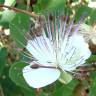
[52,80,78,96]
[75,5,92,21]
[9,13,30,47]
[0,10,16,23]
[9,61,34,92]
[0,0,16,24]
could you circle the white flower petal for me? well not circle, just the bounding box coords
[26,36,55,65]
[59,34,91,71]
[71,34,91,58]
[22,64,60,88]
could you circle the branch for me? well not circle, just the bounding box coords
[0,4,38,18]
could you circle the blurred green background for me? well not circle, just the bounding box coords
[0,0,96,96]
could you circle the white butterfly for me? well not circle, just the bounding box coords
[22,15,91,88]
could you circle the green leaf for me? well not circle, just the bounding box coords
[0,0,16,24]
[9,61,35,92]
[75,5,92,21]
[46,0,66,12]
[89,72,96,96]
[59,71,72,84]
[9,13,30,47]
[33,0,50,12]
[52,80,78,96]
[0,47,8,76]
[1,66,22,96]
[4,0,16,6]
[86,55,96,63]
[89,9,96,25]
[33,0,66,13]
[21,88,35,96]
[0,0,4,4]
[0,10,16,23]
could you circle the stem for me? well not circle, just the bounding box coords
[0,85,4,96]
[35,88,41,96]
[0,4,38,18]
[76,62,96,72]
[26,0,30,11]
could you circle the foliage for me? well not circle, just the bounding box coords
[0,0,96,96]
